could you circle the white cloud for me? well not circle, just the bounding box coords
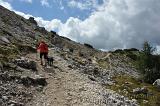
[68,1,87,10]
[41,0,50,7]
[0,0,59,31]
[20,0,32,3]
[0,0,13,10]
[68,0,99,10]
[55,0,160,51]
[155,46,160,54]
[15,11,32,19]
[34,17,63,31]
[0,0,33,18]
[59,0,64,10]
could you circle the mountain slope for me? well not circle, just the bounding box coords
[0,5,160,106]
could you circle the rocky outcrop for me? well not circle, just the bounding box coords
[50,31,56,35]
[13,57,37,71]
[21,75,47,86]
[35,26,47,34]
[28,17,37,25]
[153,79,160,88]
[0,72,47,86]
[84,43,94,49]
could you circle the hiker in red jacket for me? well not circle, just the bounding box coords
[37,40,48,66]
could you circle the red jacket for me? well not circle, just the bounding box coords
[37,41,48,53]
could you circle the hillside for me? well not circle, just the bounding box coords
[0,5,160,106]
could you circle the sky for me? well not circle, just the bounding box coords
[0,0,160,53]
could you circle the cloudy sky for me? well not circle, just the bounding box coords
[0,0,160,52]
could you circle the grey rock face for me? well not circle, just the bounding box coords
[35,26,47,34]
[13,57,37,71]
[21,75,47,86]
[0,36,10,44]
[28,17,37,25]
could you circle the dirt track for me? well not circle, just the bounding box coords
[26,51,106,106]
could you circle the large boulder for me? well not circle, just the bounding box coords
[153,79,160,88]
[28,17,37,25]
[35,26,47,34]
[84,43,93,49]
[50,31,56,35]
[21,75,47,86]
[13,57,37,71]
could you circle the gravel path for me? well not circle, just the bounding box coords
[26,50,138,106]
[26,52,107,106]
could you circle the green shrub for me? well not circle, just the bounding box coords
[138,41,160,83]
[124,48,139,52]
[107,75,160,106]
[126,53,137,60]
[0,45,19,56]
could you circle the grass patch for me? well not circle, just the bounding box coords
[0,45,19,58]
[97,59,110,69]
[107,75,160,106]
[0,45,19,66]
[16,44,37,54]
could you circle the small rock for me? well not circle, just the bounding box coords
[33,75,47,86]
[36,86,44,92]
[68,65,73,69]
[141,87,148,94]
[20,76,33,86]
[2,96,8,100]
[143,100,149,103]
[125,82,133,85]
[0,36,10,44]
[133,86,148,94]
[8,100,17,106]
[88,75,97,81]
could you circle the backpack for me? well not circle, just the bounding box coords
[38,42,48,53]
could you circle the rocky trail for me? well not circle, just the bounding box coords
[25,49,138,106]
[26,51,106,106]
